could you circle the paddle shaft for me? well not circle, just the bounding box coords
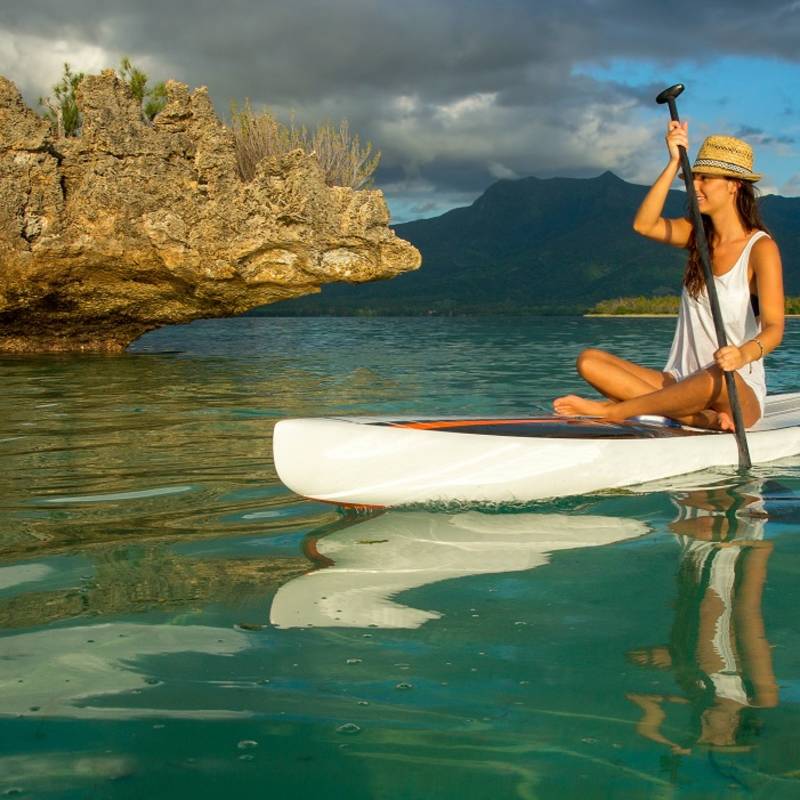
[659,91,752,469]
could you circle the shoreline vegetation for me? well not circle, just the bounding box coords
[248,297,800,318]
[585,296,800,316]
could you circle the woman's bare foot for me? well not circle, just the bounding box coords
[553,397,737,431]
[683,409,736,431]
[552,395,610,416]
[716,411,735,432]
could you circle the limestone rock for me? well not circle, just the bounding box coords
[0,72,421,352]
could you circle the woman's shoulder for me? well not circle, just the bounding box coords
[751,232,779,254]
[750,233,782,270]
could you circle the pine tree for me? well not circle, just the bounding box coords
[118,57,167,121]
[39,62,84,137]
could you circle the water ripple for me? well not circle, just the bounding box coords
[37,485,196,504]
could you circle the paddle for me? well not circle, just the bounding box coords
[656,84,752,470]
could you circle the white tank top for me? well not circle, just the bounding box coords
[664,230,768,416]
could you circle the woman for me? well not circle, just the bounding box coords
[553,124,784,430]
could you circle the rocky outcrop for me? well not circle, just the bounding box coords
[0,72,421,352]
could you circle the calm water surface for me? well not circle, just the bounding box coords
[2,317,800,799]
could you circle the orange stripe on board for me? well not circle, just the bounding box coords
[309,496,386,511]
[390,418,567,430]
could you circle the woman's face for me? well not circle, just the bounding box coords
[693,173,739,213]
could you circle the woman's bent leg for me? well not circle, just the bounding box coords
[553,348,673,415]
[555,359,761,431]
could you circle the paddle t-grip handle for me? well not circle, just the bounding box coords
[654,83,752,469]
[656,84,685,122]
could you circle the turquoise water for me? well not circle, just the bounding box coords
[2,316,800,799]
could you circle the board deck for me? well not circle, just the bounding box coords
[376,416,706,438]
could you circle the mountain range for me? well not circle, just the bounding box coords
[252,172,800,315]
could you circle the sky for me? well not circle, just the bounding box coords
[1,0,799,222]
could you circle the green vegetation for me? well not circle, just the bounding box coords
[230,100,380,189]
[586,296,681,315]
[587,296,800,315]
[117,57,167,121]
[39,58,166,137]
[247,303,580,317]
[38,62,84,137]
[36,62,379,191]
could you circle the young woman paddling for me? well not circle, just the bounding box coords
[553,125,784,431]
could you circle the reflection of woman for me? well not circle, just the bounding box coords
[555,125,784,431]
[626,485,778,754]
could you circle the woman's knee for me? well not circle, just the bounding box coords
[576,348,611,377]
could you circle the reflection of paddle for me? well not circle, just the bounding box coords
[656,84,752,470]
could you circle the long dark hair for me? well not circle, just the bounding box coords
[684,180,769,298]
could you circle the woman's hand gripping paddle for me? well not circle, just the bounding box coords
[656,84,752,470]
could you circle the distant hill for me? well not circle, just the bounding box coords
[250,172,800,315]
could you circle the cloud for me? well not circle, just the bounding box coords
[780,172,800,195]
[488,162,519,180]
[0,28,114,102]
[1,0,798,213]
[734,125,796,145]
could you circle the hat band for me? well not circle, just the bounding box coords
[693,158,752,176]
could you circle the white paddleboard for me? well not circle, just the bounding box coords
[273,392,800,507]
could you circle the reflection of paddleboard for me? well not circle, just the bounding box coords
[273,393,800,507]
[269,511,648,629]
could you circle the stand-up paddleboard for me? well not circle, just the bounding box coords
[272,392,800,508]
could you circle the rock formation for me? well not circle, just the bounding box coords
[0,72,421,352]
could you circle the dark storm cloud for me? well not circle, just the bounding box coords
[6,0,798,103]
[1,0,798,216]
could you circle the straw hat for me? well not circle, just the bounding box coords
[689,135,762,182]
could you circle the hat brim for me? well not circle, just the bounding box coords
[679,165,761,182]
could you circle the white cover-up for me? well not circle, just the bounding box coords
[664,231,769,418]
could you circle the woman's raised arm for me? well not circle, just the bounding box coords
[633,121,693,247]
